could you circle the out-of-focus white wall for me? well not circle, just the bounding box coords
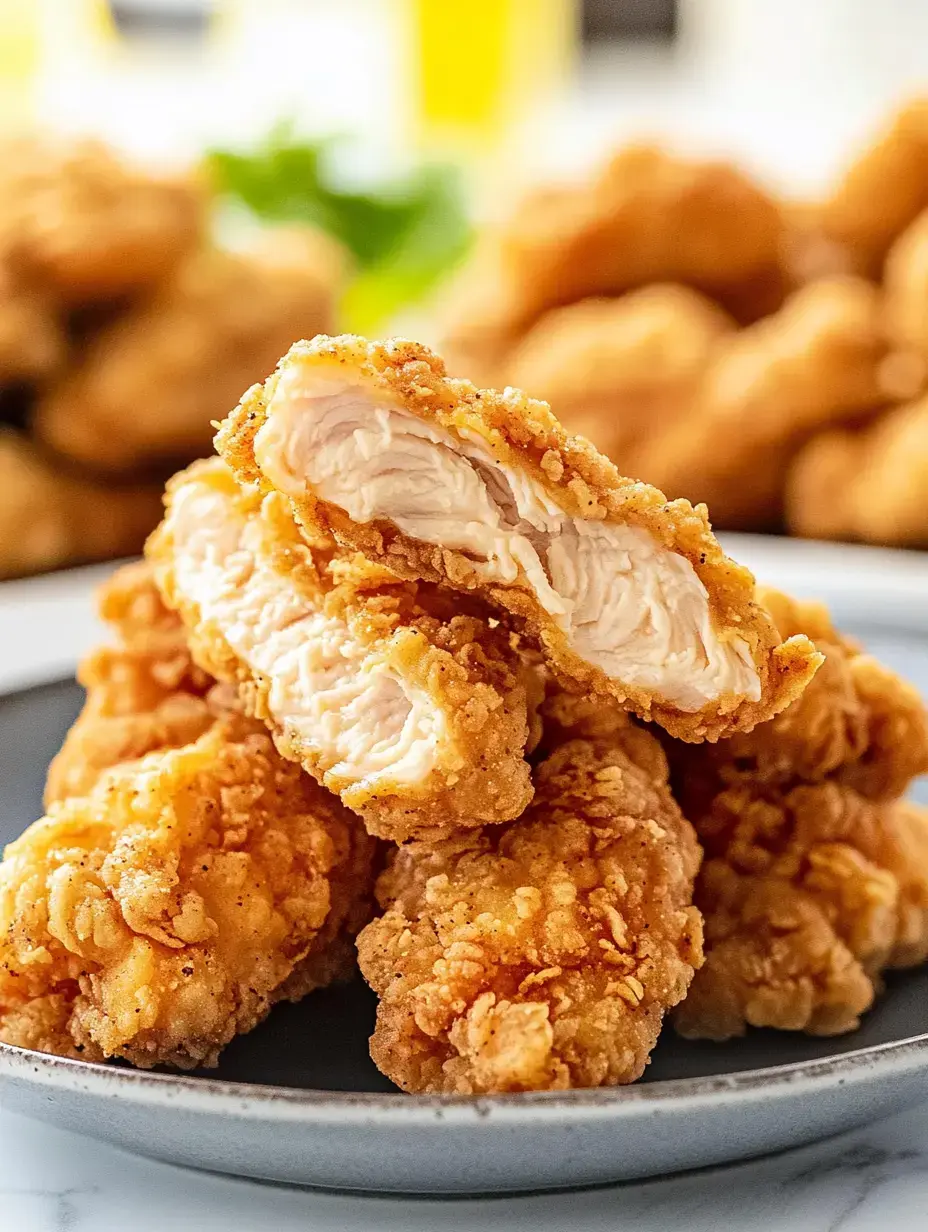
[24,0,928,194]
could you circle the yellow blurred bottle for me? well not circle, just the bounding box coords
[0,0,40,129]
[409,0,576,154]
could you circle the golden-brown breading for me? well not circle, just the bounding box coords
[683,588,928,802]
[0,265,64,384]
[668,591,928,1040]
[459,144,782,331]
[147,459,533,842]
[44,562,219,806]
[217,334,820,742]
[883,206,928,379]
[0,137,204,302]
[635,277,892,529]
[819,98,928,276]
[504,287,733,463]
[785,394,928,547]
[33,229,345,475]
[673,783,928,1040]
[0,431,163,580]
[0,714,376,1068]
[357,714,703,1094]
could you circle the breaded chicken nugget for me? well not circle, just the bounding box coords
[673,783,928,1040]
[785,395,928,547]
[218,334,820,742]
[669,592,928,1040]
[820,98,928,275]
[0,715,376,1067]
[34,229,345,474]
[636,278,891,529]
[0,137,203,302]
[147,459,533,841]
[0,264,64,385]
[686,588,928,801]
[44,562,220,806]
[0,432,163,580]
[357,714,703,1094]
[505,287,733,463]
[882,207,928,381]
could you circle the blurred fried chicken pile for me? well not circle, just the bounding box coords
[1,334,926,1095]
[441,99,928,546]
[0,137,344,579]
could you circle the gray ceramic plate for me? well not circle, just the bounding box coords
[1,540,928,1194]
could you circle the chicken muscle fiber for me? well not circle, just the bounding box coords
[147,459,533,841]
[217,334,820,742]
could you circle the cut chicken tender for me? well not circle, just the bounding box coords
[819,98,928,275]
[34,229,345,474]
[635,278,893,530]
[786,395,928,547]
[0,714,376,1067]
[0,432,163,580]
[0,137,203,301]
[357,714,703,1094]
[669,591,928,1040]
[217,334,820,742]
[45,562,221,806]
[147,459,533,841]
[673,784,928,1040]
[505,287,733,463]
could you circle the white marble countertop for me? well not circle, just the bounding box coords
[2,1099,928,1231]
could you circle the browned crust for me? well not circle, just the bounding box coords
[216,334,821,742]
[146,459,533,842]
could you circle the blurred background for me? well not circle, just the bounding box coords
[4,0,928,581]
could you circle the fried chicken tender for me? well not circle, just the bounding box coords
[357,715,703,1094]
[0,265,63,384]
[217,334,820,742]
[673,784,928,1040]
[504,287,733,463]
[33,229,345,474]
[785,394,928,547]
[635,278,892,529]
[0,137,203,302]
[44,562,219,806]
[669,590,928,1040]
[882,207,928,381]
[0,714,376,1068]
[819,98,928,276]
[0,432,163,580]
[442,145,783,382]
[147,459,533,841]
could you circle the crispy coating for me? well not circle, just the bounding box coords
[442,145,783,378]
[669,592,928,1040]
[819,99,928,275]
[505,287,733,463]
[635,278,892,529]
[218,334,820,742]
[0,137,204,302]
[44,563,219,806]
[357,716,703,1094]
[0,432,163,580]
[680,588,928,802]
[673,783,928,1040]
[786,395,928,547]
[147,459,533,841]
[0,714,376,1068]
[33,229,345,474]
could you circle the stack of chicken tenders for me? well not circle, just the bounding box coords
[2,334,927,1095]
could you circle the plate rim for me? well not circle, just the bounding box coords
[3,1028,928,1123]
